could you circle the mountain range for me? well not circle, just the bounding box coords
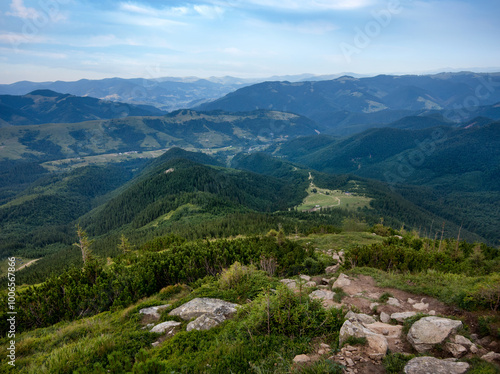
[196,72,500,135]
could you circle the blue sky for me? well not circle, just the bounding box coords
[0,0,499,83]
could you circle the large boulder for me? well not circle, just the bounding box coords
[150,321,181,336]
[482,352,500,364]
[339,320,388,356]
[333,273,351,288]
[139,304,171,320]
[186,313,226,332]
[407,316,463,353]
[404,357,469,374]
[345,311,376,325]
[309,289,335,302]
[168,298,238,321]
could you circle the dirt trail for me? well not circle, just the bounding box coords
[17,258,40,271]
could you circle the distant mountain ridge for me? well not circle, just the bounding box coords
[0,90,165,126]
[196,72,500,135]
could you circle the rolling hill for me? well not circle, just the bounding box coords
[0,109,319,161]
[196,72,500,134]
[0,90,165,127]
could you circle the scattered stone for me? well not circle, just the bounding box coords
[404,357,469,374]
[345,311,376,325]
[391,311,417,323]
[320,343,331,350]
[339,320,388,356]
[333,273,351,287]
[168,298,238,321]
[412,302,429,311]
[139,304,171,320]
[304,281,317,288]
[387,297,401,307]
[454,335,474,348]
[407,298,416,304]
[142,323,154,330]
[152,341,160,347]
[346,357,355,366]
[445,342,467,358]
[482,352,500,364]
[299,275,311,282]
[150,321,181,335]
[428,310,436,315]
[293,354,311,363]
[407,316,463,353]
[280,279,297,290]
[365,322,402,339]
[309,289,335,301]
[377,311,389,323]
[321,278,331,285]
[186,313,226,331]
[370,302,379,311]
[470,344,479,354]
[325,264,340,274]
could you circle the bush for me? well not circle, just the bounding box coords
[383,352,415,374]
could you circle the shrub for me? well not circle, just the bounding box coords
[383,352,415,374]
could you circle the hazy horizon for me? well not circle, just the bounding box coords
[1,0,499,84]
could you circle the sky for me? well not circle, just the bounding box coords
[0,0,499,83]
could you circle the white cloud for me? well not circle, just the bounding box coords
[193,5,225,19]
[216,0,373,11]
[6,0,40,19]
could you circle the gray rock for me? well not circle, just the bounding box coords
[186,313,226,331]
[309,289,335,301]
[387,297,401,307]
[168,298,238,321]
[482,351,500,364]
[404,357,469,374]
[412,302,429,311]
[454,335,474,348]
[380,311,391,323]
[325,264,340,274]
[391,311,416,323]
[445,342,467,358]
[370,302,379,311]
[299,274,311,282]
[333,273,351,288]
[139,304,171,320]
[293,354,311,363]
[339,320,388,356]
[407,316,463,353]
[345,311,376,325]
[304,281,317,288]
[280,279,297,290]
[150,321,181,335]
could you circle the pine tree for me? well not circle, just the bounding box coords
[74,224,93,264]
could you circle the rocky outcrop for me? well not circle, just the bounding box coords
[339,320,388,357]
[186,313,226,332]
[404,357,469,374]
[333,273,351,288]
[150,321,181,335]
[309,289,335,302]
[168,298,238,321]
[406,316,463,353]
[482,351,500,364]
[280,279,297,290]
[139,304,171,320]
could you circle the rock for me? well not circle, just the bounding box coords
[320,343,331,349]
[139,304,171,320]
[428,310,436,315]
[391,312,416,323]
[333,273,351,287]
[150,321,181,335]
[470,344,479,354]
[309,289,335,301]
[370,302,379,311]
[387,297,401,307]
[454,335,474,348]
[412,302,429,311]
[346,357,355,366]
[152,341,160,347]
[407,316,463,353]
[404,357,469,374]
[304,281,317,288]
[445,342,467,358]
[325,264,340,274]
[299,274,311,281]
[345,311,376,325]
[168,298,238,321]
[293,354,311,363]
[482,352,500,364]
[407,298,416,304]
[186,313,225,331]
[339,320,388,356]
[365,322,403,339]
[280,279,297,290]
[380,311,391,323]
[321,278,332,285]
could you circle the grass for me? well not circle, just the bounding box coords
[297,179,372,212]
[295,232,384,252]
